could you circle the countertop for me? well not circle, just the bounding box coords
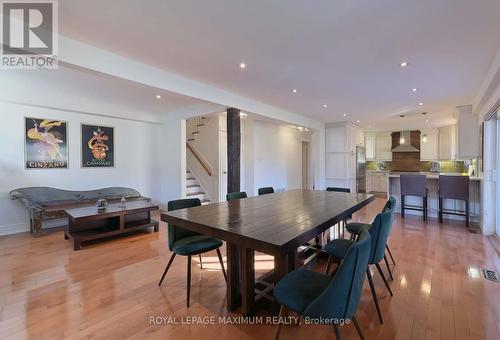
[366,170,481,181]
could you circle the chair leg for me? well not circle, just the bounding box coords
[325,255,333,275]
[199,254,203,268]
[352,316,365,340]
[216,248,227,282]
[386,244,396,265]
[366,268,383,324]
[158,253,176,286]
[375,263,393,296]
[274,305,288,340]
[401,195,405,218]
[465,200,470,227]
[439,197,443,223]
[383,255,393,281]
[333,324,342,340]
[186,255,192,307]
[423,195,427,221]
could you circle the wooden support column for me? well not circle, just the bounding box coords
[227,107,241,193]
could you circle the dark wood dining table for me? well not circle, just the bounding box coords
[161,189,374,316]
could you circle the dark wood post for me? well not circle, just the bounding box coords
[227,107,241,193]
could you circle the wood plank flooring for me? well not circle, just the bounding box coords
[1,198,499,339]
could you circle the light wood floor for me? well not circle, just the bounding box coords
[1,198,500,340]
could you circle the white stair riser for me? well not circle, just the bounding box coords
[186,179,197,186]
[186,186,202,194]
[187,193,206,200]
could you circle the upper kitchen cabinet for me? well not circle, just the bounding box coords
[438,125,456,160]
[365,132,376,160]
[375,132,392,161]
[420,128,439,160]
[454,105,479,159]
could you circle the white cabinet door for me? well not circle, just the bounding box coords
[455,107,479,159]
[438,125,456,160]
[365,133,376,160]
[420,128,439,160]
[375,133,392,161]
[326,153,348,179]
[379,173,388,193]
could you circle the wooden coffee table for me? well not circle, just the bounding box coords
[65,201,159,250]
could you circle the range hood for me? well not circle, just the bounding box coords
[391,131,419,152]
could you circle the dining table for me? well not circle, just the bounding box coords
[161,189,374,316]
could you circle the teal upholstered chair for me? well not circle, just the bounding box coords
[324,209,393,324]
[273,230,371,340]
[226,191,247,201]
[257,187,274,195]
[346,196,397,275]
[158,198,226,307]
[326,187,352,239]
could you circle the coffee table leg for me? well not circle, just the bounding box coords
[241,248,255,316]
[226,242,241,311]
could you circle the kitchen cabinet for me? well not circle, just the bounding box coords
[438,125,456,160]
[375,132,392,161]
[454,105,479,159]
[365,133,376,160]
[367,172,388,193]
[420,128,439,160]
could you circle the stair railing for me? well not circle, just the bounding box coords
[186,116,213,176]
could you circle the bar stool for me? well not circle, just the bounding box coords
[400,174,428,220]
[438,175,470,227]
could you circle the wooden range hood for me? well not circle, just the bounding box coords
[391,131,421,172]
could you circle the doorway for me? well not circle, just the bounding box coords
[302,141,310,189]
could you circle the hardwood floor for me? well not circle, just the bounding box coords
[1,198,499,339]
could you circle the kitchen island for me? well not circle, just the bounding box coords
[387,172,481,224]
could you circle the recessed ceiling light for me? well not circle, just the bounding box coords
[426,119,429,123]
[356,119,360,123]
[239,112,248,118]
[292,89,297,93]
[156,94,161,99]
[239,62,246,69]
[343,113,347,117]
[418,102,424,106]
[400,61,409,67]
[323,104,328,108]
[412,88,417,92]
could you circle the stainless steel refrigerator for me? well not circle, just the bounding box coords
[356,146,366,193]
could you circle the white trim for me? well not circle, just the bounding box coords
[0,222,30,236]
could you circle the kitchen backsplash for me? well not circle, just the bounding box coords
[366,160,466,173]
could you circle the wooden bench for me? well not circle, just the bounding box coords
[10,187,151,236]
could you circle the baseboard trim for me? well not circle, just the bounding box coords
[0,222,30,236]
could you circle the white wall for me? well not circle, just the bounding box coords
[0,102,164,235]
[243,119,311,196]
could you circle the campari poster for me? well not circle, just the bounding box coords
[81,124,114,167]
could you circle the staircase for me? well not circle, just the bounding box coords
[186,170,210,204]
[186,116,211,205]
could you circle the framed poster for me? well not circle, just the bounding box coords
[81,124,114,167]
[25,117,68,169]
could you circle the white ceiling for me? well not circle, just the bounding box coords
[59,0,500,129]
[0,64,222,122]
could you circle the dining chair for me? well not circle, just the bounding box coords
[400,174,428,221]
[346,196,397,269]
[273,229,371,340]
[226,191,247,201]
[158,198,227,307]
[324,209,393,324]
[326,187,352,239]
[438,175,470,227]
[257,187,274,195]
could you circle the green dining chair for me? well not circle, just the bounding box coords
[273,229,371,340]
[324,209,393,324]
[257,187,274,195]
[158,198,227,307]
[226,191,247,201]
[346,196,397,276]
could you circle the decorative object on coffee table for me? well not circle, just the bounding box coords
[96,198,108,212]
[65,200,159,250]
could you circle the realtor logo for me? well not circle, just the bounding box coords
[1,0,58,69]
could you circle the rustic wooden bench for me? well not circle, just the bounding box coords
[10,187,150,236]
